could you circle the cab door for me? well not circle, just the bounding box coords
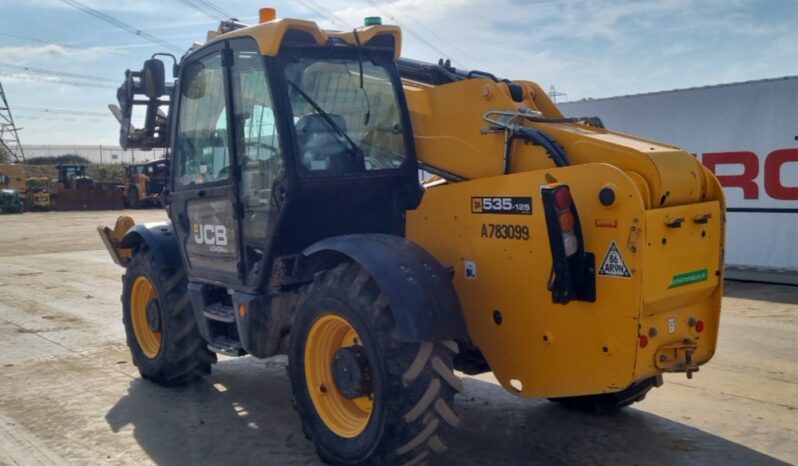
[170,42,242,284]
[227,38,288,289]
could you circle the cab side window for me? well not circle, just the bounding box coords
[230,39,283,244]
[175,51,230,187]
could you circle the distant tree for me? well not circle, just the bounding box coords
[26,154,92,165]
[0,145,11,163]
[89,164,127,183]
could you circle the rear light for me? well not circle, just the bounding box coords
[689,317,705,333]
[558,211,575,232]
[563,232,578,257]
[639,334,649,348]
[554,187,571,209]
[541,184,595,304]
[695,320,704,333]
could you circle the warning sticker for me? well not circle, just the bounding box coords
[598,241,632,278]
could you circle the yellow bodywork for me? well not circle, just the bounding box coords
[214,18,401,59]
[109,17,725,399]
[403,69,724,397]
[0,164,27,196]
[97,216,136,266]
[25,177,52,209]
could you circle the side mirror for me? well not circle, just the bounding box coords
[142,59,166,99]
[181,61,207,99]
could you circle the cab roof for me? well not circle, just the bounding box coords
[208,18,402,60]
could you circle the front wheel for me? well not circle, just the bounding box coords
[289,262,462,466]
[121,244,215,386]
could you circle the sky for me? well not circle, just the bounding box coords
[0,0,796,145]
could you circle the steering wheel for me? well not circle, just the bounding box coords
[245,141,279,154]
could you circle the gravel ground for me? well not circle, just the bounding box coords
[0,210,795,465]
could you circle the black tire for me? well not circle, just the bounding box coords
[127,186,141,209]
[289,262,462,466]
[547,376,662,414]
[121,244,215,386]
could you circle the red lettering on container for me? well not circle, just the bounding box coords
[702,151,759,199]
[764,149,798,200]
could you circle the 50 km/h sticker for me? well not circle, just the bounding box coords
[471,197,532,215]
[598,241,632,278]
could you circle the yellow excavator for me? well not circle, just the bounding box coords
[25,177,54,210]
[100,10,725,465]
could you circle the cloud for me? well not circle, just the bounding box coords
[0,44,126,62]
[20,0,165,13]
[3,0,796,144]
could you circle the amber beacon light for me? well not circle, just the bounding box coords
[259,7,277,22]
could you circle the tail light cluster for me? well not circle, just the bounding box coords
[541,183,596,304]
[553,187,579,257]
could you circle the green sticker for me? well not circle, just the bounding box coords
[668,269,708,288]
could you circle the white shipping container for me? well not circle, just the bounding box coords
[560,77,798,284]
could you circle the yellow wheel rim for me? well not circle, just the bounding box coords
[304,314,374,438]
[130,276,162,358]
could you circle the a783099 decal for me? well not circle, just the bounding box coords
[471,196,532,215]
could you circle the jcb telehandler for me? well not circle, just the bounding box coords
[100,10,725,466]
[123,159,169,208]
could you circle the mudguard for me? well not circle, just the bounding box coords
[303,234,467,342]
[120,221,182,271]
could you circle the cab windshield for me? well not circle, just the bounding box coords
[283,57,407,176]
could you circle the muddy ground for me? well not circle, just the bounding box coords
[0,210,795,465]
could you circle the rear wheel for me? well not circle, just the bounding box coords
[547,376,662,413]
[289,262,462,466]
[122,245,215,386]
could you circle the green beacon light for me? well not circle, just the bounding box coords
[364,16,382,26]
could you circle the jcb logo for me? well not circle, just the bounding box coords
[193,224,228,246]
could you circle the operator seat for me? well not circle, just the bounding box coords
[295,113,358,174]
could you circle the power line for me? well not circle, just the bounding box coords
[173,0,224,20]
[14,106,108,117]
[371,0,497,73]
[191,0,234,18]
[0,73,117,90]
[0,63,114,83]
[57,0,183,53]
[0,32,141,59]
[304,0,349,28]
[294,0,346,29]
[294,0,460,68]
[14,115,109,123]
[361,0,469,69]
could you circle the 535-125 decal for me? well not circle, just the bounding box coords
[481,223,530,240]
[471,196,532,215]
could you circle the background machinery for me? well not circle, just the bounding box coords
[100,11,725,466]
[0,188,23,213]
[123,159,169,208]
[25,176,53,210]
[0,164,25,213]
[53,164,125,211]
[0,163,26,194]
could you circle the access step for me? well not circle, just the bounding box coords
[208,337,246,357]
[204,303,235,323]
